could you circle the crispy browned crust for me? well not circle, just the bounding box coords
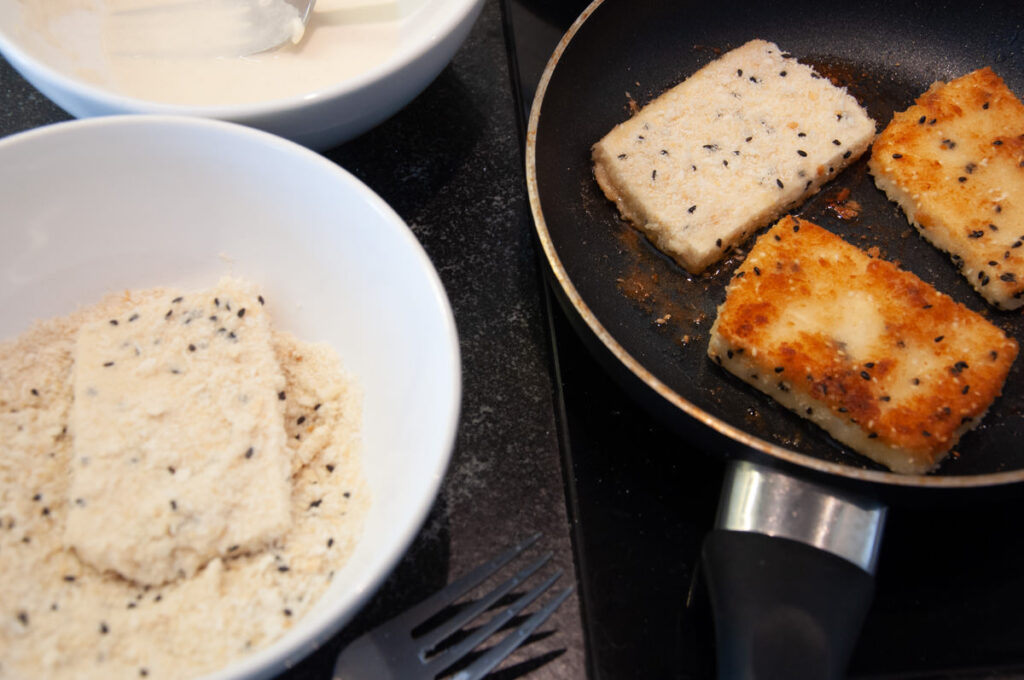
[869,67,1024,309]
[708,216,1018,473]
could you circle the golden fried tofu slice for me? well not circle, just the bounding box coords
[869,67,1024,309]
[707,216,1018,474]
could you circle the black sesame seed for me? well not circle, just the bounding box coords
[237,308,246,318]
[797,149,807,157]
[737,69,743,76]
[660,149,669,156]
[929,118,937,125]
[983,102,990,110]
[140,669,149,677]
[109,319,118,326]
[892,153,903,159]
[797,132,806,137]
[868,433,878,439]
[838,407,848,413]
[17,611,29,626]
[651,170,657,180]
[952,361,969,374]
[746,136,754,142]
[776,179,784,189]
[309,499,322,509]
[100,622,109,634]
[843,150,852,159]
[278,391,286,400]
[245,447,254,459]
[188,344,196,352]
[164,309,173,319]
[912,378,921,385]
[170,500,177,511]
[780,70,787,77]
[969,230,984,239]
[327,538,335,548]
[880,395,891,402]
[1001,273,1017,282]
[922,431,932,438]
[278,566,290,573]
[993,139,1004,146]
[962,385,970,395]
[832,139,841,146]
[128,313,139,322]
[688,205,697,214]
[861,371,871,381]
[774,366,784,373]
[617,153,627,160]
[958,176,968,183]
[103,361,115,367]
[716,238,723,248]
[935,335,944,342]
[284,608,293,616]
[754,266,761,276]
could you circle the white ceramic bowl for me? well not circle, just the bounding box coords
[0,115,461,680]
[0,0,484,150]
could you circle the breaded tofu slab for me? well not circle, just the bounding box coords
[592,39,876,274]
[707,216,1018,474]
[869,67,1024,309]
[66,278,292,585]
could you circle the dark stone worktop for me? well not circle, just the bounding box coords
[0,1,584,677]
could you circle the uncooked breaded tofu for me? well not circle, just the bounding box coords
[66,278,292,585]
[592,39,876,274]
[707,216,1018,474]
[869,67,1024,309]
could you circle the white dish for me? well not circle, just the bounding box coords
[0,115,461,680]
[0,0,484,149]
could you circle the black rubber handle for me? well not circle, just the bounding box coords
[701,529,875,680]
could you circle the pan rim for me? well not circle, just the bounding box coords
[524,0,1024,490]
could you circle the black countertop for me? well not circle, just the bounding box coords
[7,1,1024,679]
[0,2,583,678]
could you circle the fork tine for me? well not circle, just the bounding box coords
[393,533,542,629]
[449,584,575,680]
[417,550,553,652]
[424,569,564,676]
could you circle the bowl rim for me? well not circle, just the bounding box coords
[0,0,484,117]
[0,114,463,680]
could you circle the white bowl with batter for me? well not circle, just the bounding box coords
[0,0,484,149]
[0,115,461,679]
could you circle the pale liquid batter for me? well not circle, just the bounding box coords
[11,0,421,105]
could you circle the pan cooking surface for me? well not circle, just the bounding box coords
[529,0,1024,483]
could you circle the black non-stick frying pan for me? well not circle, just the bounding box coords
[526,0,1024,676]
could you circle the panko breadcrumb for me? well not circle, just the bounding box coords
[0,279,368,680]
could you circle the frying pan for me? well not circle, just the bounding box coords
[525,0,1024,676]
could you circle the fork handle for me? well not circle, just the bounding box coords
[701,529,874,680]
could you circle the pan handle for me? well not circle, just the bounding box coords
[700,460,887,680]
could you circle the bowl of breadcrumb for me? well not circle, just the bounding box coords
[0,0,484,150]
[0,115,460,680]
